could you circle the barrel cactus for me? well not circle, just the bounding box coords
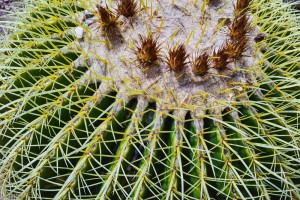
[0,0,299,199]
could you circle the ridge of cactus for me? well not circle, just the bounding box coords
[0,0,300,199]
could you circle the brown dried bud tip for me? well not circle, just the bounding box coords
[167,44,189,72]
[117,0,138,18]
[97,5,118,30]
[212,46,231,71]
[135,35,161,64]
[254,33,265,43]
[192,52,210,76]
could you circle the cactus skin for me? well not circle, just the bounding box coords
[0,0,300,199]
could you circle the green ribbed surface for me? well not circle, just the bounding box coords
[0,0,300,199]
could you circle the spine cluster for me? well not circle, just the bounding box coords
[210,0,252,71]
[134,35,161,65]
[96,0,252,76]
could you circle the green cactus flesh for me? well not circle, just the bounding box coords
[0,0,300,199]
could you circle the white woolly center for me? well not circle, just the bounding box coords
[76,0,259,113]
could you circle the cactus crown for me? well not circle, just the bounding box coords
[0,0,300,199]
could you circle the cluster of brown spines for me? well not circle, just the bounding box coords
[117,0,139,18]
[134,37,190,73]
[96,0,138,31]
[192,52,210,75]
[212,0,252,70]
[96,5,119,31]
[166,44,189,72]
[212,46,231,71]
[135,38,208,75]
[135,35,161,64]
